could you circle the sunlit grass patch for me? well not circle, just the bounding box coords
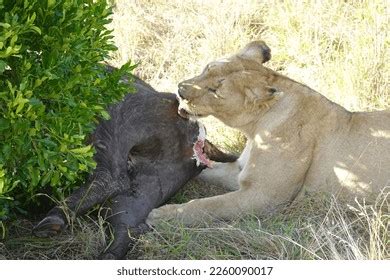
[108,0,389,112]
[139,190,389,260]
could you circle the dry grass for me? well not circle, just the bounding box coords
[109,0,389,110]
[1,185,388,260]
[1,0,389,260]
[108,0,389,145]
[140,188,389,260]
[0,216,107,259]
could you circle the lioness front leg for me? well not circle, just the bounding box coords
[146,187,268,226]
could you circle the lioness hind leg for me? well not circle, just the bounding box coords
[146,187,265,226]
[199,139,250,191]
[197,161,240,191]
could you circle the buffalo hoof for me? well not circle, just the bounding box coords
[33,215,66,238]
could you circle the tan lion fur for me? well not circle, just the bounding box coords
[147,41,390,226]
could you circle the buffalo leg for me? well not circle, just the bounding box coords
[98,193,148,259]
[33,171,123,237]
[99,175,173,259]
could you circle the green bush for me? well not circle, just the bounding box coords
[0,0,135,234]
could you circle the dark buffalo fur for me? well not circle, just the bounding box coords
[33,73,236,259]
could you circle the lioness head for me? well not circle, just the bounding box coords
[177,41,279,128]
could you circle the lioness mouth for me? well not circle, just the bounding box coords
[178,108,205,119]
[178,108,190,119]
[192,124,213,168]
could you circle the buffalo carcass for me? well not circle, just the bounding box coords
[32,74,236,259]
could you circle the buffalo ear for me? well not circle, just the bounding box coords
[238,41,271,64]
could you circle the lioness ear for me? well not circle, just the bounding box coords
[244,86,278,106]
[238,41,271,64]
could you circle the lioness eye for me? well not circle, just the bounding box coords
[268,87,277,94]
[207,87,217,93]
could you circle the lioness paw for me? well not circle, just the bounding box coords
[146,204,181,226]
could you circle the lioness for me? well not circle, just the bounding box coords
[147,41,390,226]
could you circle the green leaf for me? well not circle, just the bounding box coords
[28,12,37,24]
[47,0,56,8]
[0,119,10,132]
[40,171,52,186]
[30,26,41,35]
[29,168,40,187]
[33,77,48,88]
[0,171,4,194]
[69,145,92,154]
[0,60,7,74]
[0,180,4,195]
[13,94,29,114]
[10,35,18,46]
[100,110,110,120]
[0,46,13,58]
[0,23,11,29]
[50,171,60,186]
